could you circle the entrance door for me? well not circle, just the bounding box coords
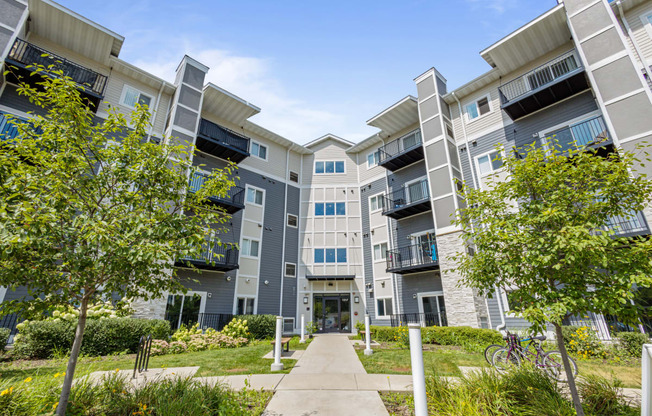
[418,293,447,327]
[313,294,351,333]
[165,292,206,330]
[323,297,340,332]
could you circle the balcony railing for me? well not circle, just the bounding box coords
[6,38,108,98]
[188,172,245,213]
[378,130,424,171]
[604,209,649,237]
[196,119,250,163]
[382,179,431,219]
[177,242,239,271]
[386,241,439,274]
[389,312,447,327]
[543,116,610,151]
[165,312,234,331]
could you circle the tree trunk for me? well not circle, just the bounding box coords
[553,322,584,416]
[56,296,90,416]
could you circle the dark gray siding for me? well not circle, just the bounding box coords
[2,286,30,303]
[176,269,235,314]
[282,185,300,318]
[398,271,443,314]
[0,85,49,116]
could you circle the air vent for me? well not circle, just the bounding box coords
[289,171,299,183]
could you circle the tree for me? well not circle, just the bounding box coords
[0,68,235,414]
[454,139,652,416]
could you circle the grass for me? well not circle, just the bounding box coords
[356,342,641,387]
[0,337,311,382]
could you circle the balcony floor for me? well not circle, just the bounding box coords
[382,199,431,220]
[175,258,239,272]
[206,196,244,214]
[387,261,439,275]
[379,145,424,171]
[196,135,249,163]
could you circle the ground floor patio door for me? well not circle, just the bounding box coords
[313,293,351,333]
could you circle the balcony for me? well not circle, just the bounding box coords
[604,210,649,238]
[386,241,439,274]
[379,130,424,171]
[189,172,245,214]
[499,50,589,120]
[0,111,22,142]
[543,116,612,152]
[176,242,239,272]
[4,39,108,110]
[382,179,431,220]
[196,119,250,163]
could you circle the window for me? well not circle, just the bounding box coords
[315,202,346,216]
[377,297,393,317]
[287,214,298,228]
[251,141,267,160]
[476,150,503,176]
[315,160,345,174]
[237,297,254,315]
[367,149,381,168]
[246,187,264,205]
[465,95,491,122]
[369,194,385,212]
[373,242,388,261]
[241,238,260,257]
[289,171,299,183]
[120,85,152,109]
[165,292,205,330]
[314,248,346,263]
[285,262,296,277]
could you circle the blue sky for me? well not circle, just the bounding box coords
[60,0,553,144]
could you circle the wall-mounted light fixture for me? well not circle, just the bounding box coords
[246,278,251,283]
[303,297,309,304]
[226,276,232,282]
[208,293,212,298]
[381,282,385,288]
[264,280,269,285]
[354,296,360,304]
[413,294,417,299]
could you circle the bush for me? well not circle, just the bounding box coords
[0,328,11,351]
[615,332,649,357]
[578,374,639,416]
[562,325,605,359]
[221,318,250,339]
[13,318,171,359]
[235,314,275,339]
[368,325,503,352]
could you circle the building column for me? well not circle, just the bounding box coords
[413,68,487,328]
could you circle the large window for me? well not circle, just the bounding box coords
[367,149,381,168]
[237,297,254,315]
[376,297,393,318]
[369,194,385,213]
[315,160,345,174]
[246,187,264,205]
[465,95,491,122]
[373,242,388,261]
[475,150,503,176]
[241,238,260,257]
[120,85,152,109]
[251,141,267,160]
[314,248,347,263]
[315,202,345,216]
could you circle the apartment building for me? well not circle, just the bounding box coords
[0,0,651,338]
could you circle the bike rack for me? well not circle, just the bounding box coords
[133,334,153,378]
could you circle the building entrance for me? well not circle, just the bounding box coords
[313,293,351,333]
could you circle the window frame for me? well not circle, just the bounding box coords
[245,185,265,206]
[250,141,268,161]
[236,296,255,315]
[373,242,389,262]
[289,171,299,183]
[369,192,385,213]
[314,160,346,175]
[640,9,652,48]
[367,148,381,169]
[284,262,297,277]
[287,213,298,228]
[463,93,492,123]
[119,84,153,110]
[376,297,393,318]
[473,148,505,178]
[241,238,260,258]
[315,202,345,216]
[314,248,346,263]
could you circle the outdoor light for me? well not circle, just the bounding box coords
[354,296,360,304]
[264,280,269,285]
[303,297,309,304]
[413,294,417,299]
[226,276,232,282]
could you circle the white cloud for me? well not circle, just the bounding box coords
[133,48,365,144]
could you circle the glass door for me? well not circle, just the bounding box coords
[165,292,206,330]
[420,294,447,326]
[323,297,340,332]
[312,294,352,333]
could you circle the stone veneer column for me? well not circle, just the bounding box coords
[414,68,486,328]
[131,56,209,319]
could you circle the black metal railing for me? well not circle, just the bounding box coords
[198,119,250,153]
[563,313,650,340]
[133,334,152,378]
[386,241,438,271]
[188,172,245,206]
[0,313,21,345]
[7,38,108,97]
[604,209,649,236]
[382,179,429,213]
[179,242,239,268]
[499,50,582,104]
[379,130,422,163]
[165,312,234,331]
[389,312,447,327]
[543,116,610,150]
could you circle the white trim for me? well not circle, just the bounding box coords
[0,286,6,303]
[579,24,615,44]
[568,0,602,18]
[236,296,256,315]
[250,140,268,161]
[536,110,601,140]
[603,88,647,106]
[375,296,394,319]
[240,237,261,259]
[639,8,652,44]
[181,81,203,94]
[462,93,493,124]
[245,185,265,207]
[588,50,629,71]
[119,84,153,111]
[417,291,445,321]
[287,213,298,228]
[474,147,505,179]
[619,128,652,144]
[284,262,297,278]
[372,241,389,263]
[166,291,207,328]
[366,148,381,169]
[368,192,385,214]
[427,163,449,173]
[314,159,347,175]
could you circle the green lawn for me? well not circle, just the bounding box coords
[356,342,641,387]
[0,337,312,381]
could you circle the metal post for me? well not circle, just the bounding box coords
[643,344,652,416]
[271,316,284,371]
[409,323,427,416]
[300,314,306,344]
[364,314,373,356]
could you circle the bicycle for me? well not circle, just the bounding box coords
[491,332,578,382]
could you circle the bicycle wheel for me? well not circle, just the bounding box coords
[492,347,521,373]
[484,344,504,365]
[542,350,578,382]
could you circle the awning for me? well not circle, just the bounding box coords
[305,275,355,281]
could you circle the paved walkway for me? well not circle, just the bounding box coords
[262,334,391,416]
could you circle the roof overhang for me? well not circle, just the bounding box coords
[202,83,261,126]
[305,275,355,281]
[110,57,175,93]
[28,0,124,64]
[479,4,569,74]
[304,134,354,149]
[612,0,648,13]
[366,96,419,137]
[243,121,312,154]
[346,133,384,154]
[443,67,501,104]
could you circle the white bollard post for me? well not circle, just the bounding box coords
[300,314,306,344]
[271,316,284,371]
[643,344,652,416]
[364,314,373,356]
[409,323,427,416]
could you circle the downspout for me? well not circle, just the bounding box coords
[617,1,651,82]
[278,145,291,316]
[147,82,165,142]
[452,91,503,330]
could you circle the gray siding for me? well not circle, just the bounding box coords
[398,271,443,314]
[0,85,49,116]
[176,269,235,315]
[283,185,300,317]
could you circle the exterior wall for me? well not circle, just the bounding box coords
[0,0,27,70]
[302,140,359,186]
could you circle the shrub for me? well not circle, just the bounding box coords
[13,318,170,359]
[368,325,502,352]
[577,374,639,416]
[221,318,250,339]
[563,325,605,359]
[615,332,649,357]
[0,328,11,351]
[235,314,275,339]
